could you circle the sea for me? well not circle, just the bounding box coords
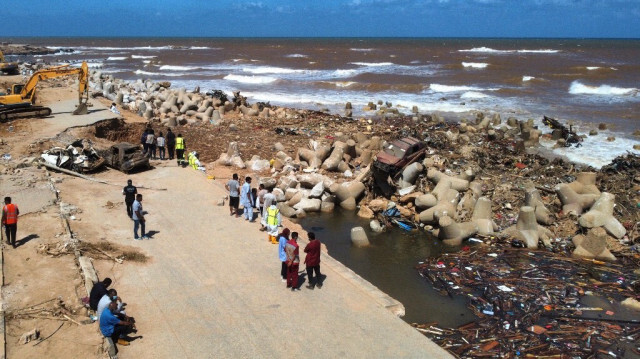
[7,37,640,168]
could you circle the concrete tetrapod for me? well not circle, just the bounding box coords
[471,196,498,235]
[578,192,626,239]
[418,188,459,224]
[555,183,598,216]
[568,172,600,196]
[398,162,423,189]
[437,215,479,246]
[351,226,370,247]
[524,188,552,225]
[505,206,553,248]
[427,168,469,200]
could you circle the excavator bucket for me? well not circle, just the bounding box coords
[73,102,88,115]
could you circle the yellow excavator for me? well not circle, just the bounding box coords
[0,61,90,122]
[0,49,19,75]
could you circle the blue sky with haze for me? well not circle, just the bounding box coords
[4,0,640,38]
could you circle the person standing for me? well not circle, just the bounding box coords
[166,128,176,161]
[132,194,148,240]
[257,184,267,224]
[285,232,300,291]
[225,174,240,217]
[2,197,19,248]
[261,188,276,230]
[156,132,166,160]
[140,128,149,155]
[146,129,156,159]
[240,177,254,221]
[278,228,290,282]
[265,202,280,244]
[175,133,186,166]
[304,232,323,289]
[122,179,137,218]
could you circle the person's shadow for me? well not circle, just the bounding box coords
[145,230,160,239]
[15,234,39,247]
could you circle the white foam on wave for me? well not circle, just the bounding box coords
[189,46,210,50]
[143,61,151,64]
[223,74,277,84]
[523,76,535,82]
[242,66,305,74]
[586,66,601,71]
[286,54,308,58]
[76,46,174,51]
[461,91,489,99]
[350,62,394,67]
[569,81,638,96]
[159,65,199,71]
[430,84,498,93]
[107,56,127,61]
[134,69,183,77]
[69,62,103,68]
[132,55,157,59]
[462,62,488,69]
[333,81,356,88]
[459,47,559,54]
[350,48,374,52]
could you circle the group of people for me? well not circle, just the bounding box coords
[89,278,136,346]
[122,180,148,240]
[141,127,187,164]
[278,229,323,291]
[225,173,324,291]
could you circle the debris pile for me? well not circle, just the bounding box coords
[415,239,640,357]
[39,139,104,173]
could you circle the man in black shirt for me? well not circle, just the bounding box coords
[166,128,176,161]
[89,277,112,311]
[123,179,138,218]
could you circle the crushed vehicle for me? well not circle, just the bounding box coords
[100,142,150,173]
[40,139,105,173]
[373,136,428,175]
[372,136,428,197]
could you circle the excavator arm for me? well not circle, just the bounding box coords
[0,61,90,121]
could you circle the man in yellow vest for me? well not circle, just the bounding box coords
[188,151,200,170]
[175,134,186,166]
[265,203,280,244]
[2,196,19,248]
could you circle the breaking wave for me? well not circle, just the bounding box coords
[134,69,183,77]
[350,62,394,67]
[461,91,489,99]
[223,74,278,84]
[569,81,638,96]
[242,66,305,74]
[159,65,199,71]
[107,56,127,61]
[522,76,535,82]
[286,54,308,58]
[350,48,374,52]
[462,62,488,68]
[430,84,498,93]
[132,55,157,59]
[459,47,559,54]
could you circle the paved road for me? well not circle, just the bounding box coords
[102,165,451,359]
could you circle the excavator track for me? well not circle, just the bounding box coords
[0,106,52,122]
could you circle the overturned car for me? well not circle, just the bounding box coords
[40,140,105,173]
[100,142,150,173]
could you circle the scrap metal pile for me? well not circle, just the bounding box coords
[40,139,104,173]
[415,239,640,358]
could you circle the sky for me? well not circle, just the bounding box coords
[3,0,640,38]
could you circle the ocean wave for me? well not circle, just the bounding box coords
[107,56,127,61]
[242,66,305,74]
[134,69,183,77]
[189,46,210,50]
[522,76,535,82]
[286,54,308,58]
[350,62,394,67]
[333,81,357,88]
[569,81,638,96]
[159,65,199,71]
[461,91,489,99]
[132,55,157,59]
[586,66,601,70]
[68,62,103,68]
[430,84,498,93]
[350,48,374,52]
[459,47,559,54]
[223,74,277,84]
[75,46,174,51]
[332,69,359,77]
[462,62,488,69]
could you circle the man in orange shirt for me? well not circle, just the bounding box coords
[2,197,19,248]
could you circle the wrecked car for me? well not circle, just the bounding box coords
[100,142,150,173]
[40,139,105,173]
[373,137,428,175]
